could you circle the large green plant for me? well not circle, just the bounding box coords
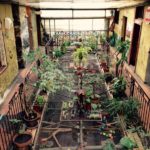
[112,76,126,97]
[72,46,91,67]
[26,49,74,94]
[115,39,130,76]
[120,136,137,150]
[106,97,140,119]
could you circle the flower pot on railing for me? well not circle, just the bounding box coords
[13,131,32,150]
[23,111,40,128]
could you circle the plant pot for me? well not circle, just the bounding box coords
[33,105,43,113]
[23,111,40,128]
[13,132,32,150]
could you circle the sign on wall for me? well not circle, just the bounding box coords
[145,7,150,24]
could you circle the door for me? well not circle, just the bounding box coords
[121,16,127,41]
[129,24,141,66]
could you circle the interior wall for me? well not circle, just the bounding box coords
[114,7,135,40]
[31,10,38,49]
[0,4,18,98]
[136,5,150,84]
[19,6,30,53]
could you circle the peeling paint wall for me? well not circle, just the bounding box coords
[0,4,18,97]
[136,5,150,84]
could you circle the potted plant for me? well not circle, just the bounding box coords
[106,97,140,122]
[115,39,130,76]
[72,46,91,69]
[33,95,45,113]
[120,136,137,150]
[112,76,126,98]
[10,119,32,150]
[102,139,116,150]
[23,109,40,128]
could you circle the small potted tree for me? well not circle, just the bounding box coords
[10,119,32,150]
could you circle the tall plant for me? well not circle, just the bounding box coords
[115,39,130,76]
[72,46,91,68]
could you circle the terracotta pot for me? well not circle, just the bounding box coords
[13,132,32,150]
[23,111,40,129]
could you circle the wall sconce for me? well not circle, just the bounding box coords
[5,17,13,30]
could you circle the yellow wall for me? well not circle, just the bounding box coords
[136,5,150,84]
[114,6,150,84]
[31,10,38,50]
[114,7,135,40]
[0,4,18,97]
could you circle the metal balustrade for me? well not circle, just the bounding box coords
[0,84,27,150]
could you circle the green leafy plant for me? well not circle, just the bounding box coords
[112,76,126,97]
[115,39,130,76]
[26,49,74,95]
[72,46,91,67]
[103,140,116,150]
[36,95,44,106]
[100,33,107,46]
[109,32,117,47]
[120,136,137,150]
[10,119,25,133]
[106,97,140,119]
[86,35,98,50]
[53,47,63,58]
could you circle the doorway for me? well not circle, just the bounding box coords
[129,24,141,66]
[121,16,127,41]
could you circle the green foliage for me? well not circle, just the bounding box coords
[109,32,117,47]
[100,33,107,45]
[36,95,44,106]
[72,46,91,67]
[103,140,116,150]
[116,39,130,67]
[86,35,98,50]
[26,49,74,94]
[106,97,140,118]
[112,76,126,97]
[120,137,137,149]
[53,48,63,58]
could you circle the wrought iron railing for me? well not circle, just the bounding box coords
[123,65,150,132]
[0,84,27,150]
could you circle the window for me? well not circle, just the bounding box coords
[114,10,120,24]
[0,20,7,72]
[135,6,144,19]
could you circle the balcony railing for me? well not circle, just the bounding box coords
[122,64,150,132]
[0,84,27,150]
